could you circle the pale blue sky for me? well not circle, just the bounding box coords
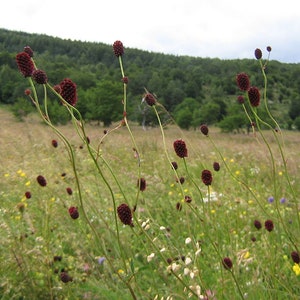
[1,0,299,63]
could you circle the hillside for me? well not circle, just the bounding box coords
[1,28,300,130]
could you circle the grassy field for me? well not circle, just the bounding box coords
[0,106,299,300]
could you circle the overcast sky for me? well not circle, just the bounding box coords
[1,0,299,63]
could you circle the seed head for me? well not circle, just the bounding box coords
[248,86,260,107]
[16,52,34,77]
[32,69,48,84]
[68,206,79,219]
[236,73,250,91]
[173,140,188,158]
[254,220,262,230]
[200,124,209,136]
[59,78,77,106]
[23,46,34,57]
[254,48,262,60]
[222,257,233,270]
[264,219,274,232]
[291,251,300,264]
[113,40,124,57]
[201,169,213,186]
[117,203,133,226]
[137,178,146,192]
[36,175,47,187]
[143,93,156,106]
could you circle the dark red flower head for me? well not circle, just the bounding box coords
[68,206,79,219]
[25,191,32,199]
[200,124,209,136]
[236,73,250,91]
[23,46,34,57]
[291,251,300,264]
[248,86,260,107]
[254,48,262,60]
[51,139,58,148]
[143,93,156,106]
[60,271,73,283]
[237,95,245,104]
[36,175,47,187]
[122,76,129,84]
[201,169,213,186]
[59,78,77,106]
[222,257,233,270]
[113,40,124,57]
[266,46,272,52]
[264,219,274,232]
[171,161,178,170]
[16,52,34,77]
[185,195,192,203]
[213,162,220,171]
[137,178,146,192]
[66,187,73,195]
[254,219,262,230]
[32,69,48,84]
[173,140,188,158]
[117,203,133,226]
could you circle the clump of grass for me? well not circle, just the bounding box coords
[0,44,299,299]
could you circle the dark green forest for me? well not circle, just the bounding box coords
[1,28,300,130]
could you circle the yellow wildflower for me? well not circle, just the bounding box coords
[292,263,300,276]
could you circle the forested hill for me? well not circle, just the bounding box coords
[1,28,300,130]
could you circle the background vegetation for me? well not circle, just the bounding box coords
[1,28,300,130]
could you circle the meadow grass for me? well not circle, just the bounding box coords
[1,45,300,299]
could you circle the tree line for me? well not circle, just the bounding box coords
[1,28,300,130]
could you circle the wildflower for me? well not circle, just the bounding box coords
[236,73,250,91]
[173,140,188,158]
[59,78,77,106]
[25,89,31,95]
[117,203,133,226]
[137,178,146,191]
[147,253,155,262]
[291,251,300,264]
[60,271,72,283]
[266,46,272,52]
[264,219,274,232]
[24,46,34,57]
[97,257,106,265]
[177,176,185,184]
[268,196,274,203]
[213,162,220,171]
[51,139,58,148]
[184,195,192,203]
[254,48,262,59]
[122,76,129,84]
[248,86,260,107]
[200,124,209,136]
[25,191,31,199]
[237,95,245,104]
[16,52,34,77]
[68,206,79,219]
[113,40,124,57]
[143,93,156,106]
[201,170,213,186]
[66,187,73,195]
[176,202,182,211]
[293,264,300,276]
[171,161,178,170]
[280,197,286,204]
[254,220,262,230]
[36,175,47,187]
[32,69,48,84]
[222,257,233,270]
